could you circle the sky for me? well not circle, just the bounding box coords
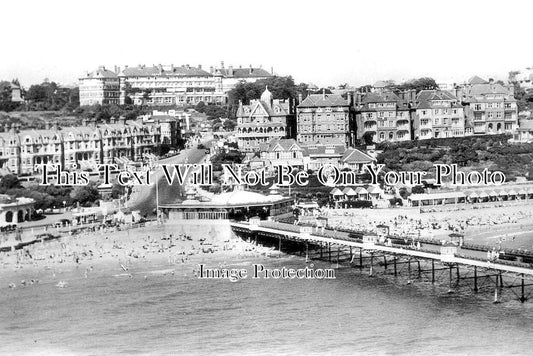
[2,0,533,88]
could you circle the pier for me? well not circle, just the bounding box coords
[231,220,533,303]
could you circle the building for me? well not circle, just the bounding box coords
[161,187,293,221]
[0,119,161,175]
[118,64,226,106]
[256,138,305,172]
[339,148,375,172]
[456,77,518,135]
[211,61,274,93]
[354,91,412,143]
[0,195,34,226]
[235,87,295,152]
[413,90,467,139]
[296,92,352,146]
[79,66,120,106]
[511,120,533,143]
[9,82,24,103]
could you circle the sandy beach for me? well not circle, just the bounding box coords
[0,222,278,290]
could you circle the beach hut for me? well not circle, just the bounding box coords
[488,190,498,201]
[468,191,479,203]
[354,187,369,200]
[517,189,528,200]
[498,189,508,199]
[342,187,357,200]
[366,185,384,199]
[478,191,489,202]
[507,189,518,200]
[329,188,344,201]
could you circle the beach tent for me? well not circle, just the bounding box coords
[478,191,489,201]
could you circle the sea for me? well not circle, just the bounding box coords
[1,254,533,356]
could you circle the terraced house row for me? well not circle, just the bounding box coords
[0,119,161,175]
[236,76,519,152]
[295,76,518,147]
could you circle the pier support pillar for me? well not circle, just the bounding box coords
[369,252,374,276]
[393,256,397,276]
[449,265,453,290]
[431,260,435,284]
[328,243,331,262]
[474,266,478,293]
[417,260,421,279]
[320,243,323,259]
[349,246,353,262]
[456,265,460,286]
[383,256,388,271]
[521,274,526,303]
[359,248,363,269]
[337,245,340,265]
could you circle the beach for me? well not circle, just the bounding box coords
[0,222,278,291]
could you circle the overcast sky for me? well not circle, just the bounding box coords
[2,0,533,88]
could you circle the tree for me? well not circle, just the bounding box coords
[0,174,21,192]
[395,77,438,93]
[362,132,374,146]
[70,182,101,206]
[223,119,237,131]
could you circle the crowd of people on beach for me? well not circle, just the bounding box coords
[324,207,533,241]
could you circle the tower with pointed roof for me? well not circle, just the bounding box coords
[235,88,296,152]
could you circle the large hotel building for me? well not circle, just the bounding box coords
[79,62,273,107]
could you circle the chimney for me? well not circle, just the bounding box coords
[120,116,127,125]
[158,64,163,73]
[80,119,86,128]
[298,93,303,105]
[124,65,129,69]
[271,66,274,75]
[347,92,353,106]
[98,65,105,71]
[249,64,253,75]
[221,61,225,69]
[198,64,202,70]
[228,65,233,76]
[210,66,214,74]
[322,88,326,100]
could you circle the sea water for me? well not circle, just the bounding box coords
[1,256,533,355]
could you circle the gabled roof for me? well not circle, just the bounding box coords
[468,83,510,96]
[340,148,375,164]
[361,91,401,104]
[415,90,462,109]
[298,94,349,108]
[237,99,290,118]
[81,67,118,80]
[259,138,300,152]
